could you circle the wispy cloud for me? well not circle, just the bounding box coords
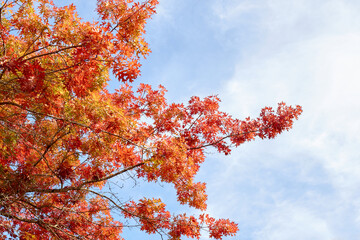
[254,202,334,240]
[199,0,360,239]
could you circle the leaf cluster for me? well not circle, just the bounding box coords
[0,0,302,239]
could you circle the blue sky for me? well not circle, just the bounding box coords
[69,0,360,239]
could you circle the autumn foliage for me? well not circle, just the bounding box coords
[0,0,302,239]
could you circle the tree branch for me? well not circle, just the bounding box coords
[0,101,149,151]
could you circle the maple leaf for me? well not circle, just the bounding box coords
[0,0,302,239]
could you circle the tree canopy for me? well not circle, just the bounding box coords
[0,0,302,239]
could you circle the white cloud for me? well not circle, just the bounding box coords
[254,202,334,240]
[201,0,360,239]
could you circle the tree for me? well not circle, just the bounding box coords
[0,0,302,239]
